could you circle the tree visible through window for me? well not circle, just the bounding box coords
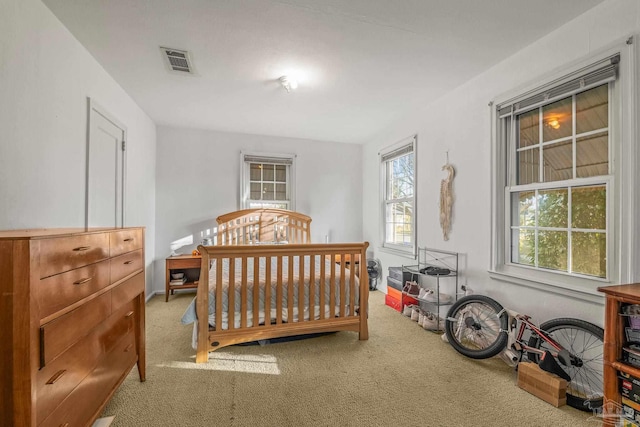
[381,138,416,255]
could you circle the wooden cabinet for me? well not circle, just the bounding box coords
[165,254,201,302]
[598,283,640,427]
[0,227,146,427]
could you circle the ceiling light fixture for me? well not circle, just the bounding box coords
[546,118,561,129]
[279,76,298,93]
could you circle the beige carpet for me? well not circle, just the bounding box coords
[102,291,597,426]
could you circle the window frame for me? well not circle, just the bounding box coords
[506,84,613,279]
[379,135,417,258]
[240,152,296,210]
[489,40,637,299]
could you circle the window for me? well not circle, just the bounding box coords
[510,83,610,278]
[491,51,629,289]
[380,136,416,256]
[240,153,295,210]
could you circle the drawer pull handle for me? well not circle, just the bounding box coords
[73,277,92,285]
[46,370,66,384]
[125,311,135,318]
[124,260,134,265]
[124,343,134,352]
[124,238,134,242]
[73,246,91,252]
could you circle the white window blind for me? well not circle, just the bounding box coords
[497,54,619,118]
[242,154,294,165]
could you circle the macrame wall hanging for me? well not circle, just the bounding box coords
[439,151,455,241]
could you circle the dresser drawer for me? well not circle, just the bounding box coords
[110,249,143,284]
[110,228,143,257]
[39,233,109,278]
[36,329,103,425]
[100,300,136,354]
[38,259,111,320]
[104,329,138,382]
[38,332,137,427]
[40,291,112,366]
[112,271,145,313]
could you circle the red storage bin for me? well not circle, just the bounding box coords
[385,294,402,312]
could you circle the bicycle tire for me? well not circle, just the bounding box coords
[527,318,604,412]
[444,295,509,359]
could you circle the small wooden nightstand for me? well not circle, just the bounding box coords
[333,253,361,277]
[165,254,201,301]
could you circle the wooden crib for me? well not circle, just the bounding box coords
[194,209,369,363]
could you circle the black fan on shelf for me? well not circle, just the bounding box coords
[366,258,382,290]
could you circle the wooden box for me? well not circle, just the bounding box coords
[517,362,568,407]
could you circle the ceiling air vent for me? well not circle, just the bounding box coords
[160,47,194,74]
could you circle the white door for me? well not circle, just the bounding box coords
[87,101,126,228]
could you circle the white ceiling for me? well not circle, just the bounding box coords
[42,0,606,144]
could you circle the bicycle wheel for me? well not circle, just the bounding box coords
[444,295,509,359]
[527,318,604,412]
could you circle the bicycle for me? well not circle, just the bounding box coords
[444,294,604,411]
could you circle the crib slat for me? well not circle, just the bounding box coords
[215,257,223,332]
[349,253,355,313]
[288,255,294,322]
[309,255,315,321]
[319,254,326,320]
[329,254,336,318]
[241,257,248,328]
[339,256,346,317]
[253,256,260,328]
[228,258,235,330]
[276,256,283,325]
[298,255,304,322]
[265,256,271,325]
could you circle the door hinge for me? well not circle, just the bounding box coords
[122,140,126,151]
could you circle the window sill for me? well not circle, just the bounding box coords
[488,265,606,305]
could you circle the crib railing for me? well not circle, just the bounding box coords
[195,242,369,362]
[215,208,312,245]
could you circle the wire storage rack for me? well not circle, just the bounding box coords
[402,247,459,332]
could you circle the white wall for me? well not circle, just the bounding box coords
[362,0,640,326]
[154,126,362,295]
[0,0,157,295]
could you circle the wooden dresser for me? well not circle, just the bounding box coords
[0,227,146,427]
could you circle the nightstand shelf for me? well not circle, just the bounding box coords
[165,254,201,301]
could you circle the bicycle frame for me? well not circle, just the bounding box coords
[502,309,564,363]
